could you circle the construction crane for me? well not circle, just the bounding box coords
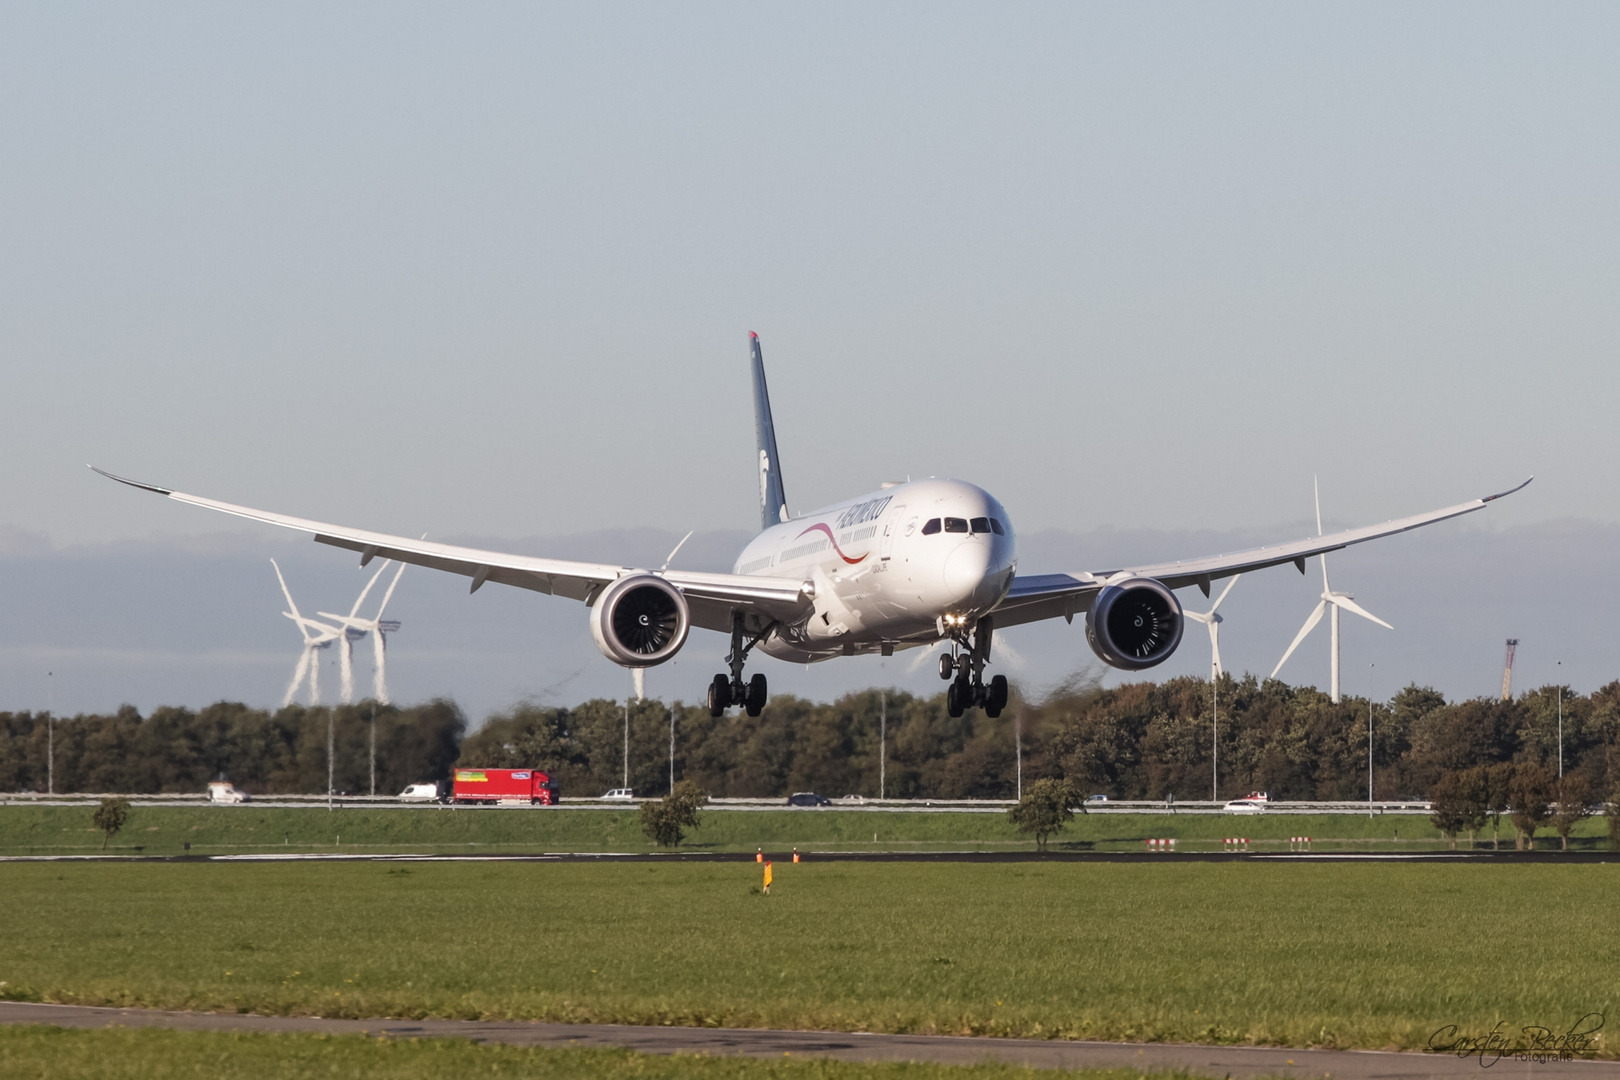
[1501,639,1519,702]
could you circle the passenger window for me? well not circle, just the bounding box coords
[921,518,941,535]
[970,517,990,534]
[943,517,968,533]
[989,518,1004,535]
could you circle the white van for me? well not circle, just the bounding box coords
[207,781,249,804]
[602,788,635,801]
[399,782,444,802]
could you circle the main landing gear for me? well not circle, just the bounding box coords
[938,617,1008,719]
[708,612,774,718]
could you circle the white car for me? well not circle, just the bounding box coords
[399,782,442,802]
[207,781,248,804]
[1223,799,1265,813]
[602,788,636,801]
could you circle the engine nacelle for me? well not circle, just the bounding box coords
[590,574,691,668]
[1085,577,1183,671]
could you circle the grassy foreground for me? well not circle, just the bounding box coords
[2,860,1616,1053]
[5,804,1606,855]
[0,1027,1205,1080]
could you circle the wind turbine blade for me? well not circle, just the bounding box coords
[309,646,322,706]
[1208,620,1223,677]
[374,560,407,619]
[349,561,390,619]
[285,648,311,708]
[339,636,354,704]
[1314,476,1323,537]
[271,559,304,622]
[1183,610,1212,625]
[1271,600,1327,678]
[632,667,645,702]
[1210,573,1241,613]
[661,531,694,572]
[1331,594,1393,630]
[993,636,1028,672]
[373,628,389,705]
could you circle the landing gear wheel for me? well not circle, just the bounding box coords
[985,674,1009,719]
[707,674,732,717]
[939,654,955,681]
[946,681,966,719]
[745,673,768,717]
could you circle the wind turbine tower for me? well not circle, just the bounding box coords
[1271,480,1392,704]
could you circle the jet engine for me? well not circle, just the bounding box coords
[590,574,691,667]
[1085,577,1183,671]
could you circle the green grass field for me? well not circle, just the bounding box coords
[3,804,1606,855]
[2,860,1615,1054]
[0,1027,1205,1080]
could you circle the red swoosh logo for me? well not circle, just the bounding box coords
[797,523,868,565]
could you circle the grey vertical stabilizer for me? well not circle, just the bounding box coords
[750,332,790,530]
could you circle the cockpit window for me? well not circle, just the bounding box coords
[989,518,1005,535]
[943,517,968,533]
[921,518,941,535]
[970,517,990,534]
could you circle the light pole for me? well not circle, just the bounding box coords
[46,671,54,796]
[879,692,886,801]
[1367,663,1374,818]
[327,707,335,811]
[668,705,675,794]
[369,702,377,797]
[1556,660,1563,778]
[1015,708,1022,801]
[623,699,630,792]
[1211,676,1219,803]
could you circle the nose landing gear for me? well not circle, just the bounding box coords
[938,617,1009,719]
[707,613,775,718]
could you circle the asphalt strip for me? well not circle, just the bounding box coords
[2,850,1616,863]
[1,1002,1614,1078]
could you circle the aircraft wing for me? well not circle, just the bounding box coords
[91,468,812,632]
[990,478,1531,630]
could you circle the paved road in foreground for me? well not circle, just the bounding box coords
[2,1002,1614,1079]
[2,849,1617,863]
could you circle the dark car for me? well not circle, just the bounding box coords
[786,792,831,807]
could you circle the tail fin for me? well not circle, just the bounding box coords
[750,332,790,529]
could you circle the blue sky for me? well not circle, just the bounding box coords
[2,4,1616,718]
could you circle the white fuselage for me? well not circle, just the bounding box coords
[731,478,1017,663]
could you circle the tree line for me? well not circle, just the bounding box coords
[2,673,1619,802]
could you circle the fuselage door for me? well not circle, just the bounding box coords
[880,505,907,561]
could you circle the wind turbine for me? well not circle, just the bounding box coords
[272,559,342,707]
[318,560,407,705]
[1184,575,1240,681]
[1270,480,1391,703]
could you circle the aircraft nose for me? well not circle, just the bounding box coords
[943,540,992,605]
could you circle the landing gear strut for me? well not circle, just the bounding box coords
[708,612,774,718]
[938,617,1009,719]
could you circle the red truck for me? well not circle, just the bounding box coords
[451,768,560,805]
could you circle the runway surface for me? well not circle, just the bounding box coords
[2,1002,1613,1078]
[2,849,1616,864]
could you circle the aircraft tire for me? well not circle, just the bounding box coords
[707,674,731,717]
[939,654,954,680]
[985,674,1009,718]
[946,681,966,718]
[745,673,767,717]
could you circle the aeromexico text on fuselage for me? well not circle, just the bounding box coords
[730,477,1017,663]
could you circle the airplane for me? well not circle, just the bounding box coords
[94,333,1530,721]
